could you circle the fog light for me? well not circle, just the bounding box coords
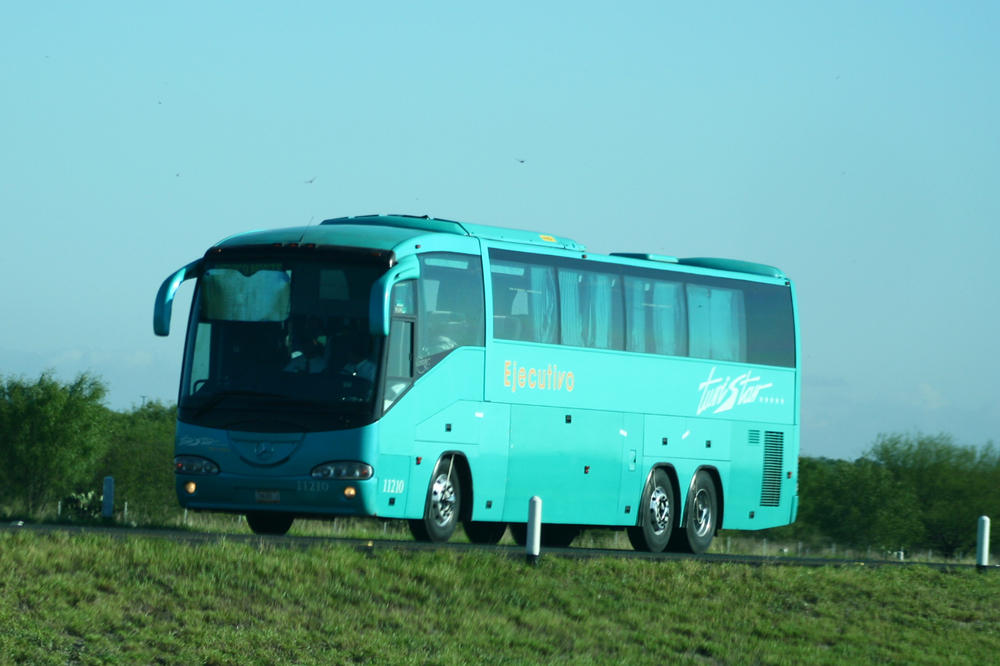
[184,481,197,495]
[344,486,357,499]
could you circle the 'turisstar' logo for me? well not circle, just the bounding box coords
[697,366,775,415]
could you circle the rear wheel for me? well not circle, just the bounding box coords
[464,521,507,545]
[669,470,718,554]
[408,457,462,542]
[246,512,294,536]
[627,469,675,552]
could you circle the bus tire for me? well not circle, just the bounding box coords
[464,521,507,545]
[408,457,461,543]
[246,511,294,536]
[669,470,718,554]
[627,469,674,552]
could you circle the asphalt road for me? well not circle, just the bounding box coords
[3,521,989,571]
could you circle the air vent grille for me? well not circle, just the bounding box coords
[760,431,784,507]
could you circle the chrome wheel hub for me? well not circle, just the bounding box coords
[430,473,456,527]
[648,486,671,535]
[692,488,712,537]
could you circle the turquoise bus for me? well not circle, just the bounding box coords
[154,214,799,553]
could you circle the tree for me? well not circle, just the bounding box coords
[97,400,177,523]
[867,433,999,557]
[0,372,110,515]
[790,456,923,551]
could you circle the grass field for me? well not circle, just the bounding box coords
[2,530,998,664]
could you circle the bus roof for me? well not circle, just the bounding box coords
[211,222,422,253]
[211,214,785,280]
[322,215,586,251]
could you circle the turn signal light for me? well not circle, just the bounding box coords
[175,456,220,475]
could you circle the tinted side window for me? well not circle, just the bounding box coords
[417,253,485,371]
[624,276,687,355]
[558,268,624,350]
[687,283,747,363]
[487,249,795,368]
[490,258,559,344]
[743,282,795,367]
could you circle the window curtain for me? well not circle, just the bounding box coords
[652,281,684,356]
[558,269,583,346]
[687,284,712,359]
[530,266,559,344]
[590,273,614,348]
[625,277,648,352]
[710,287,746,362]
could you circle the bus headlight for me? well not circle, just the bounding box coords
[174,456,220,475]
[311,461,373,480]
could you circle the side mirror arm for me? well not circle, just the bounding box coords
[153,259,202,336]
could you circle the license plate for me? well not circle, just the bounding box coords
[255,490,280,504]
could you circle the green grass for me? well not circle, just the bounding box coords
[164,512,984,563]
[2,530,998,664]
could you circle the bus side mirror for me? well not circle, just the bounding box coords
[154,259,202,336]
[370,255,420,336]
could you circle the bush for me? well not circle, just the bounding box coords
[0,372,110,515]
[60,490,103,522]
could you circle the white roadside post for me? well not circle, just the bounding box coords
[977,516,991,570]
[102,477,115,520]
[526,496,542,564]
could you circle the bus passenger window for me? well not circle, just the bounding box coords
[490,259,558,344]
[625,277,687,356]
[687,284,746,363]
[558,268,624,350]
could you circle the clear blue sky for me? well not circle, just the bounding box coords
[2,2,997,459]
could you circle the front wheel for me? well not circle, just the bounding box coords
[669,470,718,554]
[408,457,462,543]
[627,469,675,552]
[246,512,294,536]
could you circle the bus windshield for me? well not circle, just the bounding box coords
[179,254,386,432]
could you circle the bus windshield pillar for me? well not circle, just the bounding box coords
[369,255,420,336]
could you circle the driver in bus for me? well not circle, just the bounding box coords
[339,336,376,382]
[284,318,329,373]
